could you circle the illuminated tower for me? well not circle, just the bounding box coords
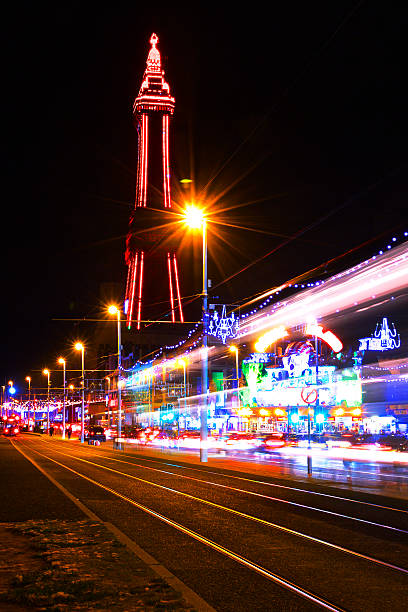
[125,33,184,329]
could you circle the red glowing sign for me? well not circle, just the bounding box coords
[305,324,343,353]
[301,387,318,404]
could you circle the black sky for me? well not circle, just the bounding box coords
[2,2,407,385]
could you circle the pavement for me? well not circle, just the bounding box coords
[3,433,407,611]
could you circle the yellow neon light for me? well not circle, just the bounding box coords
[255,325,288,353]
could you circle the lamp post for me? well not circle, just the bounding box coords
[42,370,50,432]
[25,376,31,423]
[58,358,66,439]
[183,205,208,462]
[68,384,74,427]
[1,386,5,418]
[176,357,188,434]
[75,343,85,443]
[105,376,111,427]
[229,345,241,428]
[108,305,123,448]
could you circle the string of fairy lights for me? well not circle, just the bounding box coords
[125,230,408,374]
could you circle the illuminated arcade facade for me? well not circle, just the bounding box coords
[125,34,184,329]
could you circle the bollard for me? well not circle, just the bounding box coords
[307,454,312,477]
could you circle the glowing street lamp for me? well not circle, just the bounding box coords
[42,369,50,432]
[107,305,123,447]
[74,343,85,443]
[182,204,205,229]
[183,205,208,462]
[58,358,66,439]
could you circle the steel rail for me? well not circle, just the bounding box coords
[91,445,407,514]
[41,439,408,522]
[14,441,348,612]
[23,440,408,574]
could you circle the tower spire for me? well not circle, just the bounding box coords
[146,33,161,73]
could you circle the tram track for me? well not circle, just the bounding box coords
[40,438,408,528]
[14,439,348,612]
[19,439,408,575]
[78,443,408,511]
[15,437,408,611]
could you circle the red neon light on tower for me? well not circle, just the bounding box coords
[125,33,184,329]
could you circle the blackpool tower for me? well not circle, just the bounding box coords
[125,33,184,329]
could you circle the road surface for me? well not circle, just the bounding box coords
[6,435,408,611]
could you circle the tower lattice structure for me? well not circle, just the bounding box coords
[125,33,184,329]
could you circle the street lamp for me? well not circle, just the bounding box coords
[183,205,208,462]
[25,376,31,422]
[105,376,111,427]
[107,305,123,448]
[42,369,50,432]
[229,345,241,427]
[58,358,66,439]
[176,357,188,434]
[74,342,85,443]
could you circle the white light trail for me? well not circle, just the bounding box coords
[239,242,408,341]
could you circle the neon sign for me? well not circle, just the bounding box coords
[208,305,239,344]
[305,323,343,353]
[359,317,401,351]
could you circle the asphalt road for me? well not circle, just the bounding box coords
[5,435,408,611]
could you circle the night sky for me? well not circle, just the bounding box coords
[2,2,407,385]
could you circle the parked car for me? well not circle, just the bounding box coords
[375,434,408,452]
[85,426,106,443]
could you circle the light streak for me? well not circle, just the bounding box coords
[127,253,138,329]
[255,325,289,352]
[142,114,148,207]
[162,114,171,208]
[136,251,144,330]
[173,254,184,322]
[167,252,175,322]
[240,242,408,340]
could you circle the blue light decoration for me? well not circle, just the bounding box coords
[243,353,273,364]
[208,305,239,344]
[9,386,16,395]
[359,317,401,352]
